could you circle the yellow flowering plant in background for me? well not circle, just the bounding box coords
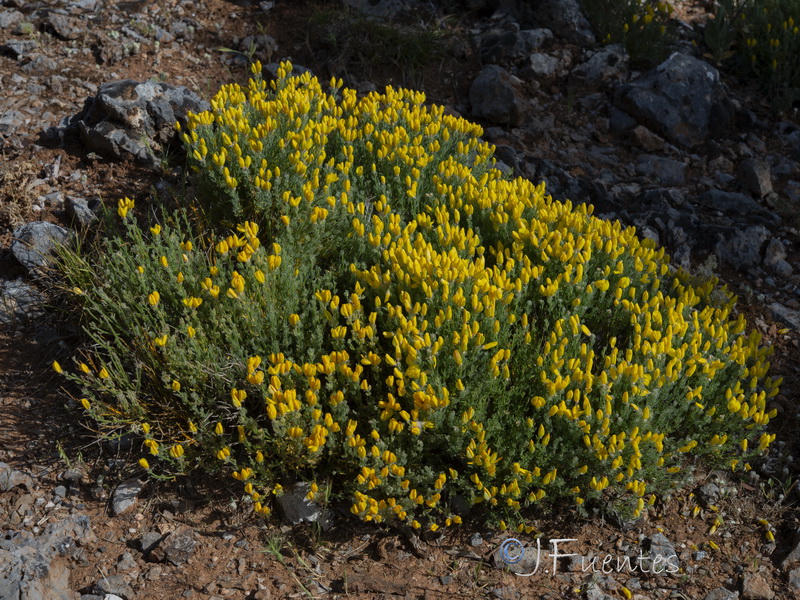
[57,61,780,530]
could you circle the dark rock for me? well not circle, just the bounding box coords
[741,573,774,599]
[0,278,44,324]
[515,0,594,46]
[697,189,779,225]
[635,155,686,186]
[10,221,72,272]
[517,28,553,54]
[478,26,522,64]
[704,589,738,600]
[75,80,208,168]
[470,65,526,126]
[615,52,732,149]
[571,44,629,87]
[94,575,134,600]
[491,585,520,600]
[110,478,143,516]
[738,158,773,198]
[608,106,637,134]
[629,125,666,152]
[715,226,769,269]
[774,260,793,278]
[148,526,197,566]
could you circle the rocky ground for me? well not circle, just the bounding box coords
[2,0,800,599]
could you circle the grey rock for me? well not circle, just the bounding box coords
[490,585,520,600]
[647,533,679,574]
[571,44,629,87]
[0,278,44,324]
[47,13,83,39]
[66,196,99,228]
[149,526,197,566]
[0,109,24,134]
[771,303,800,330]
[276,481,328,526]
[469,533,483,547]
[492,538,538,574]
[2,38,37,57]
[519,52,560,79]
[789,567,800,590]
[20,54,57,75]
[76,79,208,168]
[110,478,143,516]
[615,52,732,149]
[116,551,138,572]
[0,9,23,28]
[715,226,769,269]
[774,259,793,278]
[470,65,526,126]
[140,530,164,556]
[608,106,638,134]
[635,155,686,186]
[11,221,72,272]
[478,26,523,64]
[0,515,94,600]
[696,482,721,507]
[741,573,774,600]
[72,0,98,10]
[0,462,33,491]
[94,575,134,600]
[738,158,773,197]
[704,589,739,600]
[764,239,787,266]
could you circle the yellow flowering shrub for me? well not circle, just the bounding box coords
[57,61,780,529]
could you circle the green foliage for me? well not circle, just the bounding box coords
[55,62,780,532]
[581,0,676,66]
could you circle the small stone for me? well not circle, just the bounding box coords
[275,482,328,526]
[741,573,774,599]
[491,585,520,600]
[0,9,23,29]
[149,525,197,566]
[439,575,453,585]
[774,260,793,278]
[704,588,739,600]
[764,238,787,266]
[630,126,665,152]
[66,196,99,228]
[110,478,143,516]
[469,533,483,547]
[635,155,686,187]
[94,575,134,600]
[54,485,67,498]
[0,462,33,491]
[738,158,773,198]
[519,53,560,79]
[647,533,679,574]
[697,482,721,507]
[788,567,800,590]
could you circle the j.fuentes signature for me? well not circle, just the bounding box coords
[498,538,680,577]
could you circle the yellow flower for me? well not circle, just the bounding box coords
[52,361,63,374]
[171,380,181,392]
[215,422,224,435]
[289,314,300,326]
[169,444,185,459]
[98,368,109,379]
[187,326,196,338]
[80,398,91,410]
[150,224,162,235]
[142,423,151,434]
[117,197,134,218]
[79,363,90,374]
[138,458,150,469]
[154,334,168,347]
[148,291,160,306]
[160,256,169,268]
